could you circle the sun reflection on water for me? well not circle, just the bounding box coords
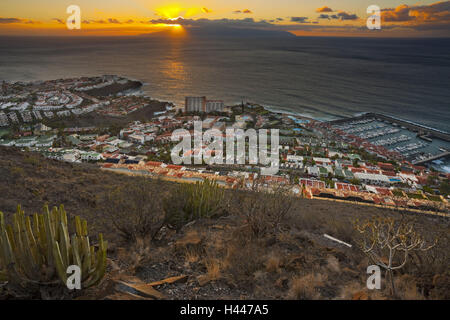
[160,39,188,90]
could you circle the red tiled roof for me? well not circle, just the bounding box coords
[166,164,183,170]
[375,187,392,196]
[146,161,163,167]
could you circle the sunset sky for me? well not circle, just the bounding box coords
[1,0,449,37]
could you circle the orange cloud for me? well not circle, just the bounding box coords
[202,7,212,13]
[316,6,333,13]
[381,1,450,24]
[243,9,253,14]
[378,1,450,33]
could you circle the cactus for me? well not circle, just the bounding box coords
[184,179,225,220]
[164,179,226,229]
[0,204,107,293]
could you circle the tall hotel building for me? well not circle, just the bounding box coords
[185,96,224,113]
[185,96,206,112]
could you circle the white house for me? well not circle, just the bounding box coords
[81,151,104,161]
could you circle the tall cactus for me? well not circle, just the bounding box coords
[184,179,225,220]
[0,204,107,294]
[165,179,226,229]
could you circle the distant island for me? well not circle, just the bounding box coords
[140,26,297,38]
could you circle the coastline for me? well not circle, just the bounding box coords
[2,74,449,136]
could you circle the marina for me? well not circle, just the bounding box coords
[329,113,450,164]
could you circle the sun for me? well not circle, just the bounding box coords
[156,5,185,19]
[155,3,204,19]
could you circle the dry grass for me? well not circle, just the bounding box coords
[115,237,152,273]
[265,254,282,274]
[288,273,326,300]
[184,249,200,265]
[394,275,425,300]
[223,239,264,287]
[338,281,366,299]
[203,257,222,281]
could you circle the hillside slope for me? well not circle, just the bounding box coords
[0,147,448,300]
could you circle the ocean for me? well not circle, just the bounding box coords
[0,35,449,132]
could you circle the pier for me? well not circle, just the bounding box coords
[412,151,450,165]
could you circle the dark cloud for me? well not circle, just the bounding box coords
[232,9,253,14]
[316,6,333,13]
[290,17,309,23]
[52,18,65,24]
[0,17,23,24]
[202,7,212,14]
[108,18,121,24]
[125,19,134,24]
[276,18,284,21]
[24,20,40,24]
[337,11,359,21]
[318,13,340,20]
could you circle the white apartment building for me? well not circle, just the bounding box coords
[205,100,224,113]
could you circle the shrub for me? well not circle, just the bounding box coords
[354,216,436,297]
[0,204,107,299]
[9,166,24,178]
[234,188,293,238]
[103,177,165,243]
